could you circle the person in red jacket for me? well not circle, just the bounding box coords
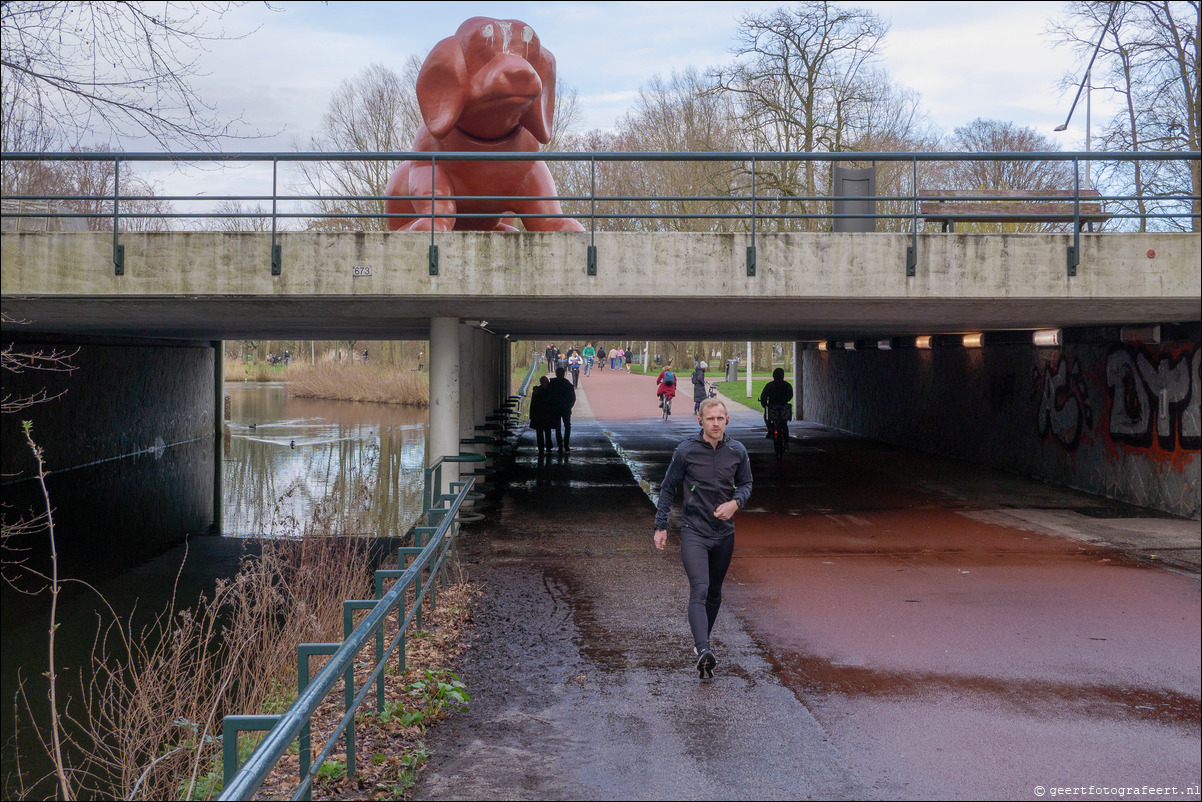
[656,365,678,411]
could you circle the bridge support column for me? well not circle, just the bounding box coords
[473,328,489,446]
[459,322,476,447]
[792,341,803,419]
[428,317,460,489]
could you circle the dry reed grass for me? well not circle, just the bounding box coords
[223,359,286,382]
[71,535,378,800]
[9,468,394,800]
[286,363,429,407]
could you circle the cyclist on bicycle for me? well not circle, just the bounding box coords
[657,365,678,412]
[758,368,794,444]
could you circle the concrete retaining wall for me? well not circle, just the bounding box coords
[803,336,1200,519]
[1,340,216,478]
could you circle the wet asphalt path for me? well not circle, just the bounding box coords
[414,369,1200,801]
[415,414,866,800]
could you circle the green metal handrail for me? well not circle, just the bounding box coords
[217,468,474,801]
[518,354,540,398]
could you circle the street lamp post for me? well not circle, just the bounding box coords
[1056,69,1093,190]
[1054,4,1118,192]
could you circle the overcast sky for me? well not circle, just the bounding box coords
[120,1,1107,202]
[191,0,1101,152]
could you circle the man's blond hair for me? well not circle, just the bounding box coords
[698,398,728,418]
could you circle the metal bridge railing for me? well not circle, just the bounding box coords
[217,464,473,801]
[2,150,1198,278]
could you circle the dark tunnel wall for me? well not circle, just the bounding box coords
[803,334,1200,520]
[1,340,217,478]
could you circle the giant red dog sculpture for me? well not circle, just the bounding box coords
[384,17,583,232]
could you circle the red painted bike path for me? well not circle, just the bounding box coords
[576,366,1200,799]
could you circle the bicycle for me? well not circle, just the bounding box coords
[660,394,672,420]
[765,403,791,459]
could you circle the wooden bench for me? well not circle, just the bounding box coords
[919,189,1112,232]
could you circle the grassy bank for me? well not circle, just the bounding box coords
[286,363,429,406]
[714,379,771,411]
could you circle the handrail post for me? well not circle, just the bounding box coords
[297,644,338,801]
[747,156,757,276]
[1068,158,1081,277]
[112,155,123,275]
[271,157,281,276]
[907,156,918,276]
[429,156,439,275]
[222,715,280,794]
[587,156,597,275]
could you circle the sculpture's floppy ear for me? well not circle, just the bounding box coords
[520,45,556,144]
[417,36,468,138]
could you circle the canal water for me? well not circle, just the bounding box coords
[0,383,428,798]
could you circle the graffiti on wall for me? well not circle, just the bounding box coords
[1034,345,1200,456]
[1034,354,1094,450]
[1106,345,1200,452]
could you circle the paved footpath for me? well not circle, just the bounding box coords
[415,367,1200,801]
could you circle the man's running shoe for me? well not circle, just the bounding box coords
[696,648,716,679]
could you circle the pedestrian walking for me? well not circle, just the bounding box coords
[624,348,634,372]
[653,398,753,679]
[529,376,558,456]
[545,343,557,373]
[611,347,623,371]
[691,361,709,414]
[546,367,577,452]
[568,351,583,387]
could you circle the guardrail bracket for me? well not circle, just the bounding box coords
[429,244,439,276]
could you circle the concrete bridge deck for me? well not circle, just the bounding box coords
[2,230,1198,340]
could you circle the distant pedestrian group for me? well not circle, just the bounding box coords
[541,343,635,379]
[529,343,641,455]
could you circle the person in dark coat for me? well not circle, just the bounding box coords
[529,375,558,456]
[691,361,709,414]
[545,366,577,452]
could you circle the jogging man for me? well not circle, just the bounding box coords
[653,398,753,679]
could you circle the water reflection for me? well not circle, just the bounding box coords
[223,383,428,538]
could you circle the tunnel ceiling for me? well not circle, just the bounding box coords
[2,294,1199,343]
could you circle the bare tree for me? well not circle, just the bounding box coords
[0,1,262,150]
[1049,1,1199,231]
[544,81,585,154]
[205,199,272,231]
[615,70,743,232]
[2,148,174,232]
[950,118,1075,189]
[947,118,1077,233]
[837,79,943,232]
[710,1,890,230]
[293,60,422,231]
[551,70,746,232]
